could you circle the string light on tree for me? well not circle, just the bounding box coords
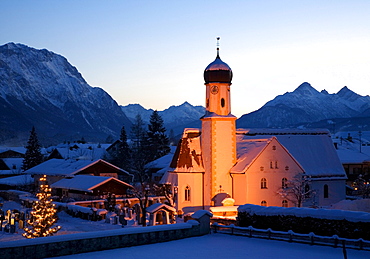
[23,175,61,238]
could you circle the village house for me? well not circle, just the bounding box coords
[160,44,347,214]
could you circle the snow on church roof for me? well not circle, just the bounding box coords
[169,129,204,173]
[51,175,133,192]
[231,138,269,173]
[237,129,346,178]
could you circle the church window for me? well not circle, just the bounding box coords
[206,99,209,108]
[272,145,276,150]
[185,185,191,201]
[282,178,288,189]
[221,98,225,108]
[282,200,288,207]
[324,184,329,198]
[260,166,264,171]
[261,200,267,206]
[275,161,278,169]
[270,161,273,169]
[285,166,289,171]
[261,178,267,189]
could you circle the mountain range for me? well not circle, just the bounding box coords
[0,43,369,145]
[237,82,370,130]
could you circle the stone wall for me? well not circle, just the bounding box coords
[0,219,208,259]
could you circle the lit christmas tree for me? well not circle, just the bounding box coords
[23,175,61,238]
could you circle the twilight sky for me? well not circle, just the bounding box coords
[1,1,370,117]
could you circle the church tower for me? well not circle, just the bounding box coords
[201,38,237,207]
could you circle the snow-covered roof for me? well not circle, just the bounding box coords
[0,175,33,186]
[191,210,213,219]
[145,146,177,169]
[159,171,178,185]
[49,145,108,161]
[237,129,346,178]
[169,129,204,173]
[146,203,176,213]
[231,138,269,173]
[50,175,133,192]
[0,147,26,155]
[24,159,128,177]
[1,158,23,168]
[336,148,370,164]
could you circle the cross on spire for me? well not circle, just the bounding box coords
[216,37,220,58]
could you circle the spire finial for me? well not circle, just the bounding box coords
[216,37,220,58]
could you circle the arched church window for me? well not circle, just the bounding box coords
[324,184,329,198]
[206,98,209,108]
[185,185,191,201]
[221,98,225,108]
[282,178,288,189]
[261,200,267,206]
[282,200,288,207]
[261,178,267,189]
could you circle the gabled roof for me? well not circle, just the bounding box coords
[0,175,33,186]
[48,145,108,161]
[50,175,133,192]
[146,203,176,213]
[24,158,129,177]
[237,129,346,178]
[169,129,204,173]
[230,138,269,173]
[336,148,370,164]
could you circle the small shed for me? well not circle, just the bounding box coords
[146,203,176,226]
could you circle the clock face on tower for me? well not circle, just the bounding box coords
[211,85,219,95]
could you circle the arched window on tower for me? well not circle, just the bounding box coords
[324,184,329,198]
[261,178,267,189]
[185,185,191,201]
[221,98,225,108]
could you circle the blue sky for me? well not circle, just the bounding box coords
[1,1,370,117]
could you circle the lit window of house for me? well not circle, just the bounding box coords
[282,200,288,207]
[324,184,329,198]
[282,178,288,189]
[261,178,267,189]
[261,200,267,206]
[185,186,191,201]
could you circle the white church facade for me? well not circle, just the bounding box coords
[161,43,346,214]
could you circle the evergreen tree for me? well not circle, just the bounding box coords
[111,126,131,171]
[23,175,61,238]
[130,114,148,176]
[146,110,170,162]
[22,126,43,171]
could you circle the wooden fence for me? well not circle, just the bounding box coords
[212,223,370,251]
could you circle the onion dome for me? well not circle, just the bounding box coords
[204,47,233,84]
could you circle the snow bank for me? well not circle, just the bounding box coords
[238,204,370,222]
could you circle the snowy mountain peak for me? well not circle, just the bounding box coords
[337,86,360,100]
[293,82,319,96]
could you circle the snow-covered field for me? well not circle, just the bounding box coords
[51,233,370,259]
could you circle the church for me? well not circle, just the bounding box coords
[161,42,347,214]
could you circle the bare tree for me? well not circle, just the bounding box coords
[277,173,315,207]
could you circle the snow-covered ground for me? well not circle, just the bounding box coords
[50,233,370,259]
[2,200,370,258]
[0,201,125,242]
